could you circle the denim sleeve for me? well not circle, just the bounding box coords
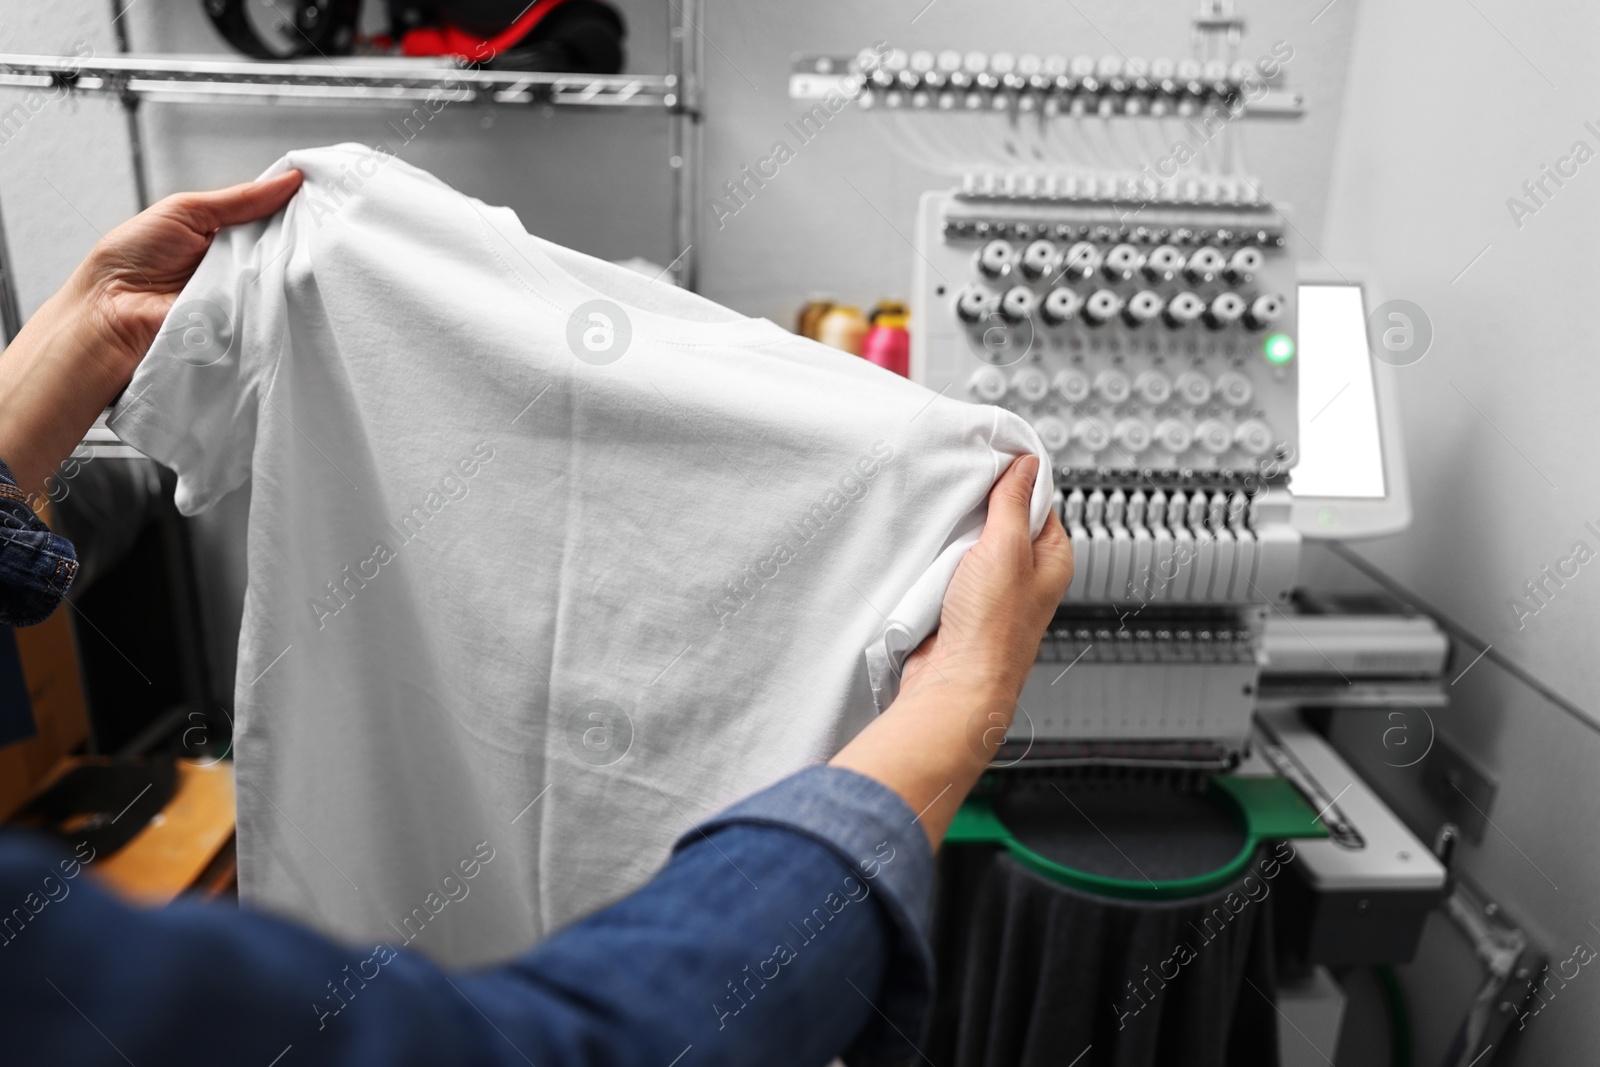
[675,764,936,1066]
[0,766,935,1067]
[0,458,77,626]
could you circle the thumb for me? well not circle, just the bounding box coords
[169,169,304,233]
[984,453,1040,541]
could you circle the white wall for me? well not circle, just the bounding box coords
[1324,0,1600,719]
[1319,0,1600,1061]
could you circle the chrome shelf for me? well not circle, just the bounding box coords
[0,53,680,110]
[0,0,702,334]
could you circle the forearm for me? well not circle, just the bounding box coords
[1,768,933,1067]
[830,677,1011,848]
[0,269,129,496]
[831,452,1070,848]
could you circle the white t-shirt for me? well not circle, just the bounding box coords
[110,144,1050,965]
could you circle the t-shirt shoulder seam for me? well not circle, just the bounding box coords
[469,204,567,317]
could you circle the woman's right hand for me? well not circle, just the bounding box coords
[831,453,1073,847]
[898,453,1074,703]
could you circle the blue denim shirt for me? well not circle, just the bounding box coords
[0,460,935,1066]
[0,458,78,627]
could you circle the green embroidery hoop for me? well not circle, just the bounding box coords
[946,775,1330,901]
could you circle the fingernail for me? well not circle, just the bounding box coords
[1017,454,1039,482]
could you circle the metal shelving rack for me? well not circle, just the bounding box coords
[0,0,703,339]
[0,54,682,108]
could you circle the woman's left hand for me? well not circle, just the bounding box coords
[82,169,304,375]
[0,169,302,495]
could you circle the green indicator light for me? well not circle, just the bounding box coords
[1264,333,1295,364]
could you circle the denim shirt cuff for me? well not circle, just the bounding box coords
[0,458,78,626]
[675,765,935,1067]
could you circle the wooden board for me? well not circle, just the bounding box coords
[90,759,236,906]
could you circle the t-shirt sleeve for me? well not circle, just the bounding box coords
[108,183,297,517]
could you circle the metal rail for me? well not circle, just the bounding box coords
[0,53,677,109]
[0,2,702,307]
[666,0,702,289]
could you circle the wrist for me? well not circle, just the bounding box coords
[63,262,147,390]
[902,647,1027,705]
[900,672,1016,708]
[0,270,141,495]
[888,675,1021,757]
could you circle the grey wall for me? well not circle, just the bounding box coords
[1323,0,1600,721]
[0,6,139,316]
[1314,0,1600,1062]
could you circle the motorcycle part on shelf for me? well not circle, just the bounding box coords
[203,0,362,59]
[395,0,626,72]
[202,0,626,73]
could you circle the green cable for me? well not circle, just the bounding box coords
[1376,965,1412,1067]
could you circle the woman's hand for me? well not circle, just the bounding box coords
[0,170,301,496]
[81,170,304,375]
[899,453,1072,701]
[831,453,1073,847]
